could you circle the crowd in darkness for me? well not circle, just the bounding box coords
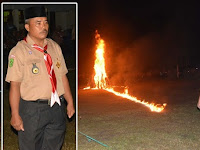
[3,22,76,89]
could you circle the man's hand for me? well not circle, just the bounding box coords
[10,114,24,131]
[62,75,75,118]
[67,103,75,118]
[197,96,200,110]
[197,103,200,109]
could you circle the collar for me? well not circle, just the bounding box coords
[25,34,48,47]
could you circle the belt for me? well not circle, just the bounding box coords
[30,95,65,105]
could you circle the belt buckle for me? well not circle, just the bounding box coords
[48,99,51,105]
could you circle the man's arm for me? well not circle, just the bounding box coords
[62,75,75,118]
[9,81,24,131]
[197,93,200,110]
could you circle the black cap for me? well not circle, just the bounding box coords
[24,6,47,20]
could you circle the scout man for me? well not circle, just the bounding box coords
[5,6,75,150]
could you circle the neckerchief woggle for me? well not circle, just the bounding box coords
[24,37,61,107]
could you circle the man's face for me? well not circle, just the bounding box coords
[25,17,49,40]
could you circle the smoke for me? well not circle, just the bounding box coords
[105,32,162,85]
[105,20,188,86]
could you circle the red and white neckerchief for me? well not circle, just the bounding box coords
[24,37,61,107]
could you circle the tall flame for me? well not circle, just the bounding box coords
[94,30,107,88]
[84,30,167,112]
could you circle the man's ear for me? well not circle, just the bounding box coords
[25,24,29,32]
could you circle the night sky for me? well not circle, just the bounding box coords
[77,1,200,78]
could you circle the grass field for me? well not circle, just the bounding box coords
[78,78,200,150]
[3,70,76,150]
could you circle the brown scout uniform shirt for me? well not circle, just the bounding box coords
[6,34,68,101]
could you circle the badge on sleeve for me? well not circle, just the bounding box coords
[9,58,14,67]
[9,55,15,67]
[32,63,39,74]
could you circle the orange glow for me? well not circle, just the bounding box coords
[84,30,167,112]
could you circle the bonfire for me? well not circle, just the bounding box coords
[84,30,167,112]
